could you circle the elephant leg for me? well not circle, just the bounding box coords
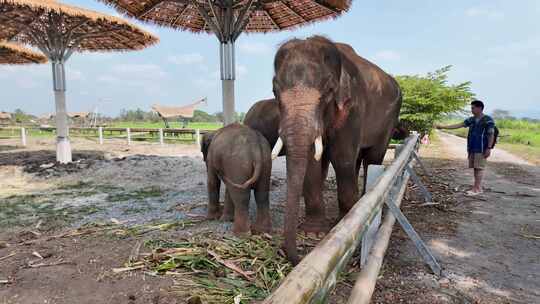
[220,188,234,222]
[206,169,222,220]
[333,158,360,220]
[300,155,330,234]
[253,186,272,234]
[361,146,388,194]
[229,188,251,235]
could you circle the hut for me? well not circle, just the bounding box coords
[0,112,12,126]
[152,98,207,128]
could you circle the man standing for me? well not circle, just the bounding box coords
[436,100,496,195]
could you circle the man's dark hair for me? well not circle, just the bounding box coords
[471,100,484,110]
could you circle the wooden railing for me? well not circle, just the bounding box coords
[0,126,213,146]
[263,134,440,303]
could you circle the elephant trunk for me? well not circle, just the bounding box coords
[280,107,322,264]
[283,142,310,265]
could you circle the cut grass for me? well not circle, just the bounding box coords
[125,234,293,304]
[0,194,103,229]
[106,186,163,202]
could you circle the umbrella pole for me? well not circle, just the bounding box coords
[52,60,72,163]
[220,41,236,125]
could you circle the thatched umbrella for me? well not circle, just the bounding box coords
[99,0,351,125]
[0,41,47,64]
[0,0,158,163]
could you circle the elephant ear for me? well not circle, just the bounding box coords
[201,132,214,162]
[337,65,352,111]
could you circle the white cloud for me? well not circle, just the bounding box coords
[67,68,84,81]
[374,50,401,61]
[483,37,540,69]
[238,41,272,55]
[111,63,167,79]
[237,64,248,77]
[489,37,540,55]
[0,65,49,89]
[97,75,121,84]
[168,53,205,65]
[465,7,504,19]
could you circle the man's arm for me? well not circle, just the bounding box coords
[435,122,466,130]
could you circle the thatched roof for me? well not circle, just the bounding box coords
[152,98,207,119]
[0,0,159,53]
[68,112,90,119]
[0,112,12,120]
[98,0,351,34]
[0,41,47,64]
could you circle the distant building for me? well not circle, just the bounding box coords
[0,112,12,125]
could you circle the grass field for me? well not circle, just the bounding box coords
[442,118,540,164]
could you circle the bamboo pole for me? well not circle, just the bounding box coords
[347,164,411,304]
[263,135,419,304]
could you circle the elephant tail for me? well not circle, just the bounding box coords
[221,162,261,190]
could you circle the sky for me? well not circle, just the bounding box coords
[1,0,539,118]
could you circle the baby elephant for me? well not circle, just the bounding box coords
[201,123,272,235]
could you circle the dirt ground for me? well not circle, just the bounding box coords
[1,134,538,303]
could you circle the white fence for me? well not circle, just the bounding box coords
[0,127,209,147]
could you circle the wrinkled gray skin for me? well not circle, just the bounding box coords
[273,36,402,264]
[243,98,285,156]
[201,124,272,235]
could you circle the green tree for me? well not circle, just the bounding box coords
[396,66,474,133]
[491,109,515,120]
[192,110,218,122]
[13,109,32,123]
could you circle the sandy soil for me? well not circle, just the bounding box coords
[1,134,538,303]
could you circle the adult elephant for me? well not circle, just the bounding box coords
[243,98,280,149]
[271,36,402,264]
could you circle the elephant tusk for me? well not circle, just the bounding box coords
[272,137,284,160]
[314,136,323,161]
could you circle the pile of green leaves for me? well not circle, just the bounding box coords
[141,234,292,304]
[396,65,474,133]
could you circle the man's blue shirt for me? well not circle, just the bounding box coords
[464,115,495,153]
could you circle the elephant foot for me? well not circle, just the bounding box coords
[232,221,250,236]
[252,222,272,235]
[206,206,222,220]
[219,212,234,222]
[299,218,330,236]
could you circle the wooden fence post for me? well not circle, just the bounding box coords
[98,127,103,145]
[196,129,201,148]
[126,128,131,145]
[20,127,26,146]
[159,128,164,146]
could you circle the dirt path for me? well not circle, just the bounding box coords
[432,132,540,303]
